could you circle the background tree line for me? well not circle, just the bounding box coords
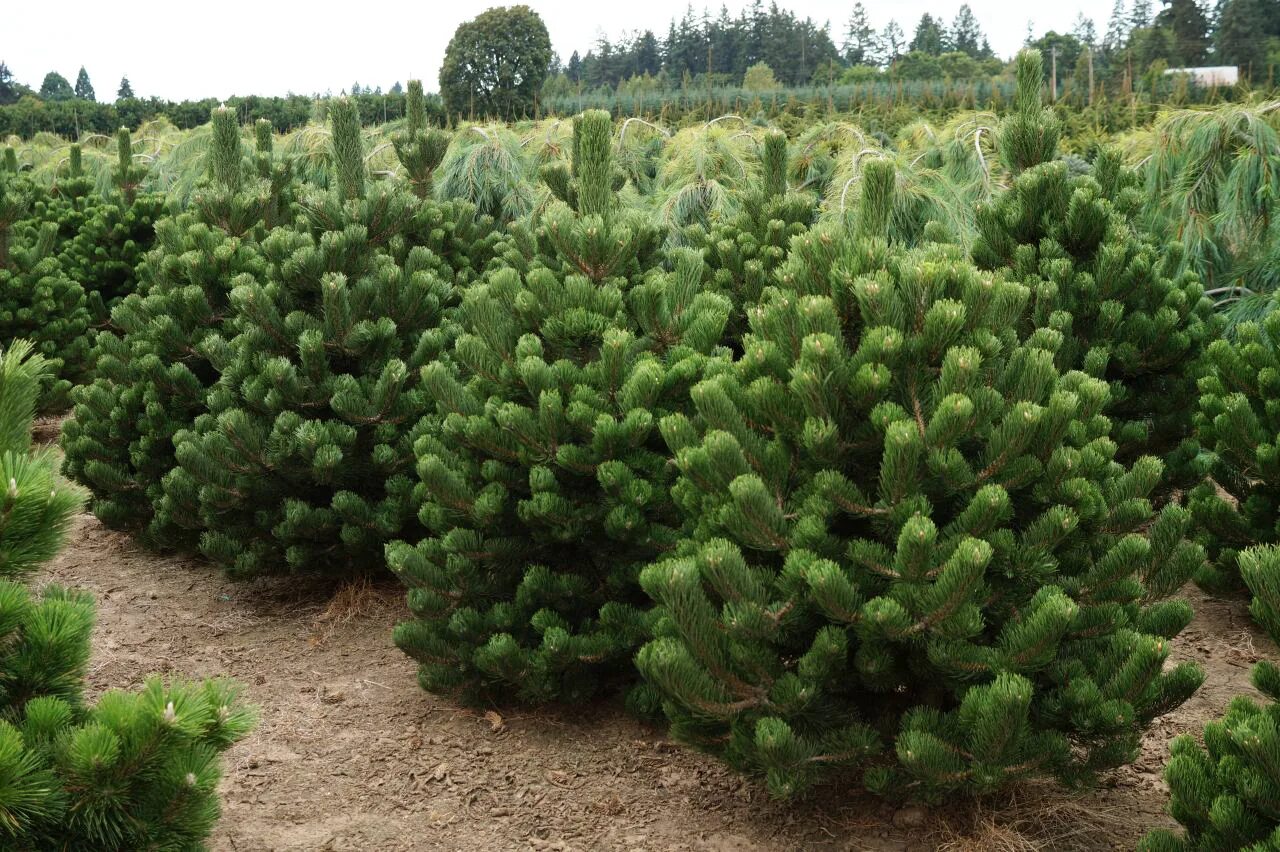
[547,0,1280,95]
[7,0,1280,138]
[0,63,443,139]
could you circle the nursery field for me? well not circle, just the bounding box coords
[11,48,1280,850]
[38,498,1271,851]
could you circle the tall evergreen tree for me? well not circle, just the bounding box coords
[0,62,18,106]
[1156,0,1211,65]
[880,20,907,64]
[950,5,988,58]
[1215,0,1269,74]
[910,13,948,55]
[636,30,663,76]
[1130,0,1155,31]
[73,66,94,101]
[1073,13,1100,47]
[116,75,134,99]
[843,3,878,66]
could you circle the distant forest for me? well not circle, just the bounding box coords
[544,0,1280,94]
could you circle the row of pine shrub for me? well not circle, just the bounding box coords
[24,50,1280,842]
[1,128,162,410]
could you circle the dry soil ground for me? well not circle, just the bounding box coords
[37,508,1269,852]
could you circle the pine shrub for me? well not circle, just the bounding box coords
[0,338,255,850]
[388,111,732,704]
[0,173,90,411]
[973,52,1216,479]
[62,107,274,544]
[60,130,166,327]
[1189,311,1280,593]
[159,98,470,577]
[637,225,1205,800]
[392,81,450,200]
[0,340,84,575]
[686,128,817,341]
[1141,545,1280,851]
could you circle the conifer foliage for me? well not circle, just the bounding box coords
[1141,545,1280,851]
[0,341,83,576]
[974,51,1216,476]
[389,110,732,704]
[0,172,90,410]
[688,129,817,336]
[392,80,450,199]
[637,224,1205,800]
[0,338,254,850]
[1189,311,1280,593]
[60,129,165,326]
[62,106,273,543]
[161,98,462,576]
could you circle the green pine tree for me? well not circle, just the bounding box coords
[0,174,90,411]
[392,80,450,199]
[0,340,84,576]
[637,223,1205,800]
[60,129,166,327]
[975,75,1217,482]
[0,337,255,850]
[158,98,473,577]
[61,107,273,542]
[1188,310,1280,593]
[1141,545,1280,851]
[686,129,818,340]
[388,111,732,704]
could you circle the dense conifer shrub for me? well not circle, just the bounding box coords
[636,209,1206,799]
[160,98,498,577]
[0,173,89,410]
[1188,311,1280,593]
[62,107,274,544]
[685,129,817,341]
[389,111,732,704]
[972,51,1217,478]
[60,130,166,326]
[1141,545,1280,851]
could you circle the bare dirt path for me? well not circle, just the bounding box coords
[38,511,1269,851]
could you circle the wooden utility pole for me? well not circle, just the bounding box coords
[1050,46,1058,102]
[706,43,713,112]
[1087,48,1095,106]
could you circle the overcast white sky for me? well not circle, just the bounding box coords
[4,0,1116,101]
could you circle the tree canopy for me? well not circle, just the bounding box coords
[439,5,553,120]
[38,71,73,101]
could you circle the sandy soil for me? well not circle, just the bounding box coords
[37,511,1269,852]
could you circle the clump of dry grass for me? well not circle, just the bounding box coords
[307,576,400,646]
[931,787,1150,851]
